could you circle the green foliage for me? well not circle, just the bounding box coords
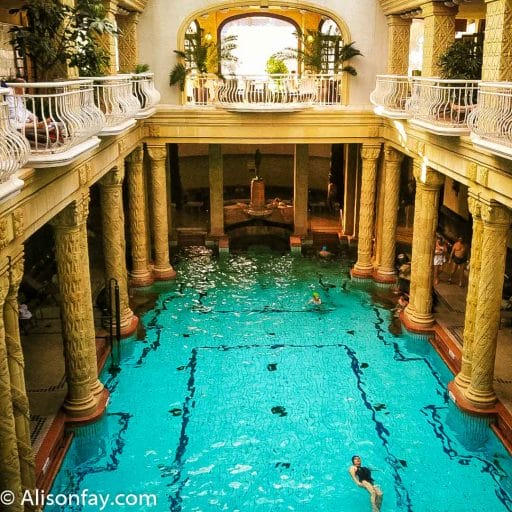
[9,0,116,80]
[266,55,288,75]
[273,29,363,75]
[169,30,238,90]
[437,39,483,80]
[134,63,150,73]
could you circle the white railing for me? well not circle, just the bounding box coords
[90,75,141,134]
[183,73,344,110]
[468,82,512,158]
[406,77,480,135]
[132,72,160,118]
[5,79,105,164]
[370,75,411,118]
[0,87,30,200]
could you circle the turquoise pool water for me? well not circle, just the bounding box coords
[49,248,512,511]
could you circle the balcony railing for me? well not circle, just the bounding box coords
[5,79,105,167]
[468,82,512,159]
[0,87,30,201]
[370,75,411,119]
[132,72,160,119]
[406,78,480,135]
[183,73,344,111]
[90,75,141,135]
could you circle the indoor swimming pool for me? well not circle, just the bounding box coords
[48,248,512,511]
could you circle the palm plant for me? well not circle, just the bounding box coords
[437,39,483,80]
[273,29,363,75]
[169,31,238,91]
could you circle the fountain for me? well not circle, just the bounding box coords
[246,149,273,217]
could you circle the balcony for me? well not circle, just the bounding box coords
[468,82,512,159]
[90,75,141,135]
[370,75,411,119]
[0,87,30,201]
[182,73,344,111]
[132,72,161,119]
[5,79,105,168]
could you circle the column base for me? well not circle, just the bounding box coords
[351,266,374,279]
[402,308,435,333]
[374,269,397,284]
[447,381,498,415]
[454,367,471,392]
[65,388,110,426]
[130,270,154,288]
[153,265,177,281]
[90,378,104,396]
[62,392,97,418]
[464,384,498,410]
[120,313,139,338]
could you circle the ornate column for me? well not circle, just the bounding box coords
[0,267,23,511]
[101,0,119,75]
[126,146,153,287]
[117,11,140,73]
[404,165,444,329]
[454,194,483,392]
[99,166,138,335]
[209,144,224,237]
[147,145,176,280]
[376,146,404,282]
[4,252,36,504]
[464,201,511,408]
[293,144,309,236]
[387,15,412,75]
[421,2,457,77]
[482,0,512,81]
[51,195,99,417]
[352,144,381,278]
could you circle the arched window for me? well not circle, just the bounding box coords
[184,20,200,68]
[319,19,342,74]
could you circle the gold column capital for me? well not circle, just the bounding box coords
[51,194,90,230]
[413,164,445,190]
[361,144,381,161]
[387,14,412,27]
[384,145,404,164]
[126,145,144,165]
[99,166,125,187]
[147,145,167,162]
[421,1,457,17]
[480,200,512,227]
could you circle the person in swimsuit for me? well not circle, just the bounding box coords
[433,235,447,285]
[349,455,383,512]
[449,237,468,287]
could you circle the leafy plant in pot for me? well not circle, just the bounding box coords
[169,30,237,103]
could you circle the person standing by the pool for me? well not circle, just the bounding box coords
[349,455,383,512]
[448,236,469,287]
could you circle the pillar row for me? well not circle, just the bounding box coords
[376,146,404,281]
[352,144,381,277]
[464,201,511,408]
[126,146,153,287]
[99,166,138,335]
[404,165,444,329]
[147,145,176,280]
[51,194,100,417]
[209,144,225,237]
[293,144,309,236]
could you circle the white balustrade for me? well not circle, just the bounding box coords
[90,75,141,134]
[468,82,512,158]
[406,78,480,135]
[182,73,344,111]
[0,87,30,201]
[370,75,411,118]
[132,72,161,118]
[5,79,105,166]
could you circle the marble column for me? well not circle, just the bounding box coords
[482,0,512,82]
[404,165,444,329]
[99,166,138,334]
[126,146,153,287]
[147,145,176,280]
[0,266,23,511]
[376,146,404,282]
[4,252,36,505]
[454,194,483,392]
[209,144,224,237]
[464,201,511,408]
[421,2,457,77]
[293,144,309,236]
[51,195,99,417]
[352,144,381,278]
[386,15,412,75]
[117,11,140,73]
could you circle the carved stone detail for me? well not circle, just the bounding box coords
[467,162,477,183]
[13,210,23,239]
[147,125,161,138]
[386,15,411,75]
[117,12,139,72]
[353,144,381,275]
[78,162,91,187]
[465,201,511,407]
[0,218,9,249]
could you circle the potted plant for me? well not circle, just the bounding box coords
[169,30,237,104]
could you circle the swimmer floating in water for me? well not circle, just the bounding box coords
[310,291,322,305]
[349,455,383,512]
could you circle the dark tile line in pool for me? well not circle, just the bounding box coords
[421,405,512,510]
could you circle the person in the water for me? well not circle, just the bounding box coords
[310,291,322,305]
[349,455,383,512]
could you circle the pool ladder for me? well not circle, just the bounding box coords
[108,277,121,373]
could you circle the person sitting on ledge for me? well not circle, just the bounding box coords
[319,246,333,258]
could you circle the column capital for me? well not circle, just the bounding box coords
[481,201,512,227]
[8,251,24,295]
[361,144,381,161]
[413,164,445,190]
[467,192,483,219]
[421,1,457,17]
[384,145,405,164]
[147,145,167,162]
[126,145,144,165]
[99,166,125,187]
[51,194,90,230]
[387,14,412,27]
